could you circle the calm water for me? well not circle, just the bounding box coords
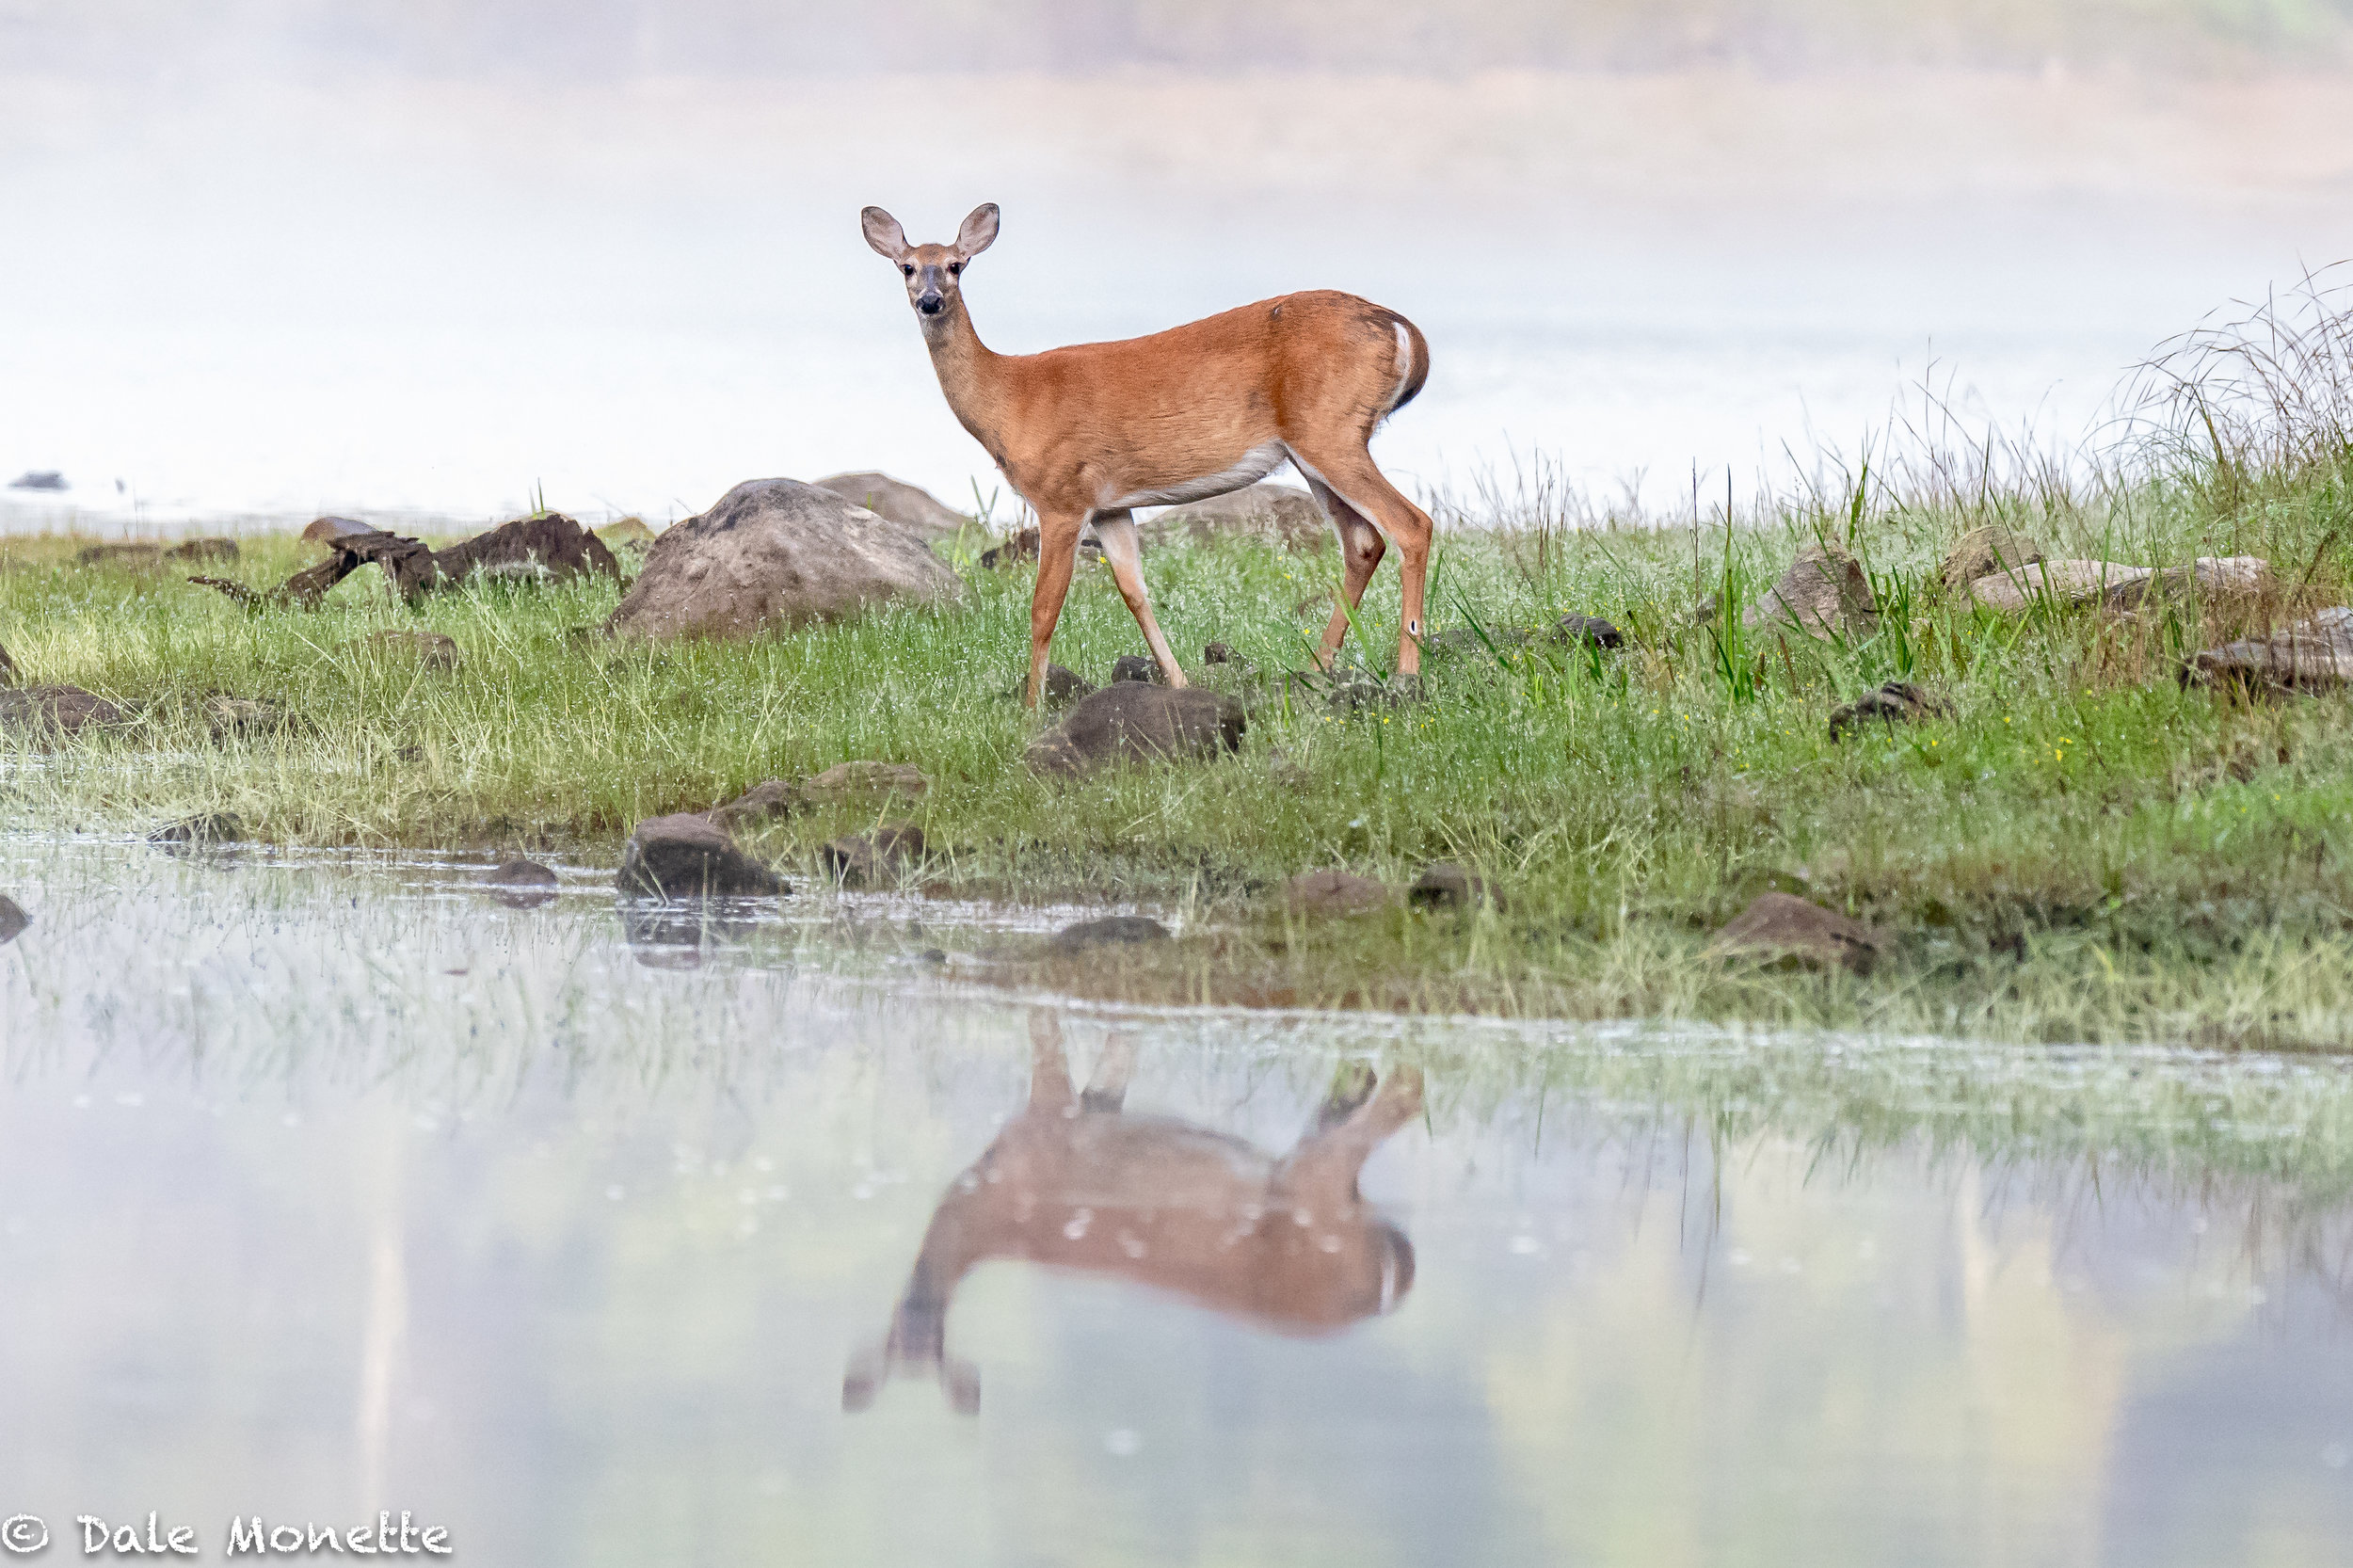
[1,839,2350,1566]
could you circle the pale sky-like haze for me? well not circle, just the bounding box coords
[7,2,2353,531]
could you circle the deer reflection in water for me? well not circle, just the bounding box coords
[845,1010,1424,1413]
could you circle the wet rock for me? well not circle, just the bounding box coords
[1025,684,1246,777]
[485,857,561,908]
[1828,680,1956,741]
[1144,483,1327,550]
[814,472,972,537]
[603,478,961,640]
[8,471,65,491]
[1746,544,1879,640]
[1937,525,2043,593]
[0,684,129,740]
[804,760,929,802]
[1049,915,1171,952]
[2188,606,2353,693]
[1283,869,1390,916]
[1548,613,1625,649]
[616,813,787,899]
[1408,861,1500,912]
[708,778,805,831]
[820,824,927,888]
[0,893,27,946]
[1110,653,1164,684]
[348,629,460,669]
[149,812,244,846]
[203,695,296,742]
[1708,891,1881,975]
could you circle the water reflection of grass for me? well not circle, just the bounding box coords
[4,287,2352,1039]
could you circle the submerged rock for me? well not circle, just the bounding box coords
[1026,684,1245,776]
[485,857,561,908]
[1937,525,2043,593]
[2189,606,2353,693]
[1048,915,1171,952]
[820,824,927,888]
[813,472,972,537]
[1408,862,1500,912]
[1709,892,1881,975]
[0,684,129,740]
[149,812,244,846]
[616,813,787,899]
[0,893,27,946]
[602,478,960,641]
[1746,544,1879,641]
[1283,869,1390,916]
[1828,681,1956,741]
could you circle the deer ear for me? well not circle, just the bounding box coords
[954,202,1000,260]
[861,206,910,262]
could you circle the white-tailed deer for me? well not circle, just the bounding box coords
[861,203,1434,707]
[843,1011,1423,1413]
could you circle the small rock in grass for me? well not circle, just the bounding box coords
[1828,681,1956,741]
[0,893,27,946]
[2188,606,2353,693]
[1937,525,2043,593]
[1548,613,1625,649]
[709,778,806,830]
[1202,641,1237,665]
[820,824,927,888]
[1284,870,1390,916]
[804,760,929,801]
[616,813,787,899]
[0,684,129,740]
[1049,915,1170,952]
[1042,664,1096,710]
[1026,684,1246,777]
[1408,861,1500,912]
[1708,891,1881,976]
[351,629,460,669]
[203,695,296,742]
[1747,544,1879,641]
[1110,653,1164,685]
[486,857,561,908]
[150,812,244,846]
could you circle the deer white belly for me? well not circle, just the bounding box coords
[1104,441,1287,510]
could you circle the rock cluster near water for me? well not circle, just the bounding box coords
[616,813,787,899]
[604,478,961,641]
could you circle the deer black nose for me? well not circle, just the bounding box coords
[917,294,945,314]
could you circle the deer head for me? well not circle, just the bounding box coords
[861,203,999,330]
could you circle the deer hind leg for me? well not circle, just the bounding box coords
[1275,1064,1426,1207]
[1287,445,1434,679]
[1080,1029,1137,1113]
[1301,479,1386,671]
[1090,511,1187,687]
[1027,1008,1075,1114]
[1026,509,1089,709]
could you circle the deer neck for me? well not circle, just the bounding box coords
[920,300,1012,457]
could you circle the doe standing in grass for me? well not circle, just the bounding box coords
[861,202,1434,707]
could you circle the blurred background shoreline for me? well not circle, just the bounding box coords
[8,2,2353,534]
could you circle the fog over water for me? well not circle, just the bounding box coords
[7,7,2353,532]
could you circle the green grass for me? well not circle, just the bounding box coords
[6,289,2353,1044]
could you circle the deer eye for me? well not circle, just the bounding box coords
[901,264,915,276]
[948,263,963,275]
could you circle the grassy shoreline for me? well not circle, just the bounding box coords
[6,290,2353,1043]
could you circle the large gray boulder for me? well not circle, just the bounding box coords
[814,472,972,537]
[1025,684,1246,776]
[603,479,961,641]
[1144,483,1328,550]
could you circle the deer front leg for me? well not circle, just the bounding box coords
[1089,510,1187,687]
[1026,509,1087,709]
